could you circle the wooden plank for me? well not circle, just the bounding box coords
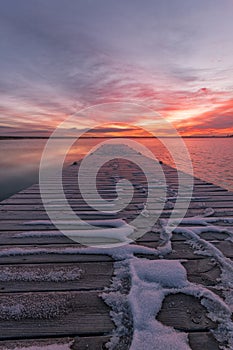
[170,240,233,259]
[0,337,111,350]
[140,230,230,242]
[0,208,231,221]
[5,196,233,206]
[0,240,231,265]
[18,189,233,198]
[0,227,229,246]
[0,258,220,294]
[19,182,233,193]
[0,210,122,220]
[0,291,113,339]
[182,258,221,287]
[188,333,220,350]
[1,206,233,221]
[0,230,73,245]
[0,246,113,264]
[0,290,222,342]
[13,185,233,198]
[157,293,217,331]
[0,217,155,230]
[0,262,113,293]
[171,185,229,191]
[2,198,233,210]
[36,183,222,190]
[0,333,221,350]
[137,240,233,259]
[0,220,154,232]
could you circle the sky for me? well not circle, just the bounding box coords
[0,0,233,136]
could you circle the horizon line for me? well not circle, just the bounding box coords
[0,135,232,140]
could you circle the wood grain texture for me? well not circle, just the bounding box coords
[0,291,114,339]
[0,333,221,350]
[0,261,113,293]
[157,293,217,331]
[137,240,233,259]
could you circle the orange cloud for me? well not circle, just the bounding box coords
[80,123,152,138]
[174,98,233,136]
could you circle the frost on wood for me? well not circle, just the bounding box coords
[0,293,76,320]
[22,219,135,244]
[0,266,83,282]
[0,340,74,350]
[100,214,233,349]
[0,215,233,348]
[0,213,233,348]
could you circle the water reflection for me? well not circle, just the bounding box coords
[0,138,232,201]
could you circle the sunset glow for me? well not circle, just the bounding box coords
[0,0,233,137]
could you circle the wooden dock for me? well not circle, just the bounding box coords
[0,151,233,349]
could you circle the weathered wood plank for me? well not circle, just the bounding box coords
[2,198,233,210]
[0,262,113,293]
[19,189,233,199]
[0,333,221,350]
[137,240,233,259]
[157,293,217,331]
[7,193,233,207]
[0,227,229,246]
[0,240,231,265]
[0,230,73,245]
[188,333,220,350]
[0,210,122,220]
[182,258,221,287]
[0,291,223,341]
[0,247,113,264]
[0,209,222,221]
[0,291,113,339]
[0,337,111,350]
[0,258,221,299]
[140,230,230,242]
[1,206,233,222]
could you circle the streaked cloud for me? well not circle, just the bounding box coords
[0,0,233,136]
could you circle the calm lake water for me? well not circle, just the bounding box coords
[0,138,232,201]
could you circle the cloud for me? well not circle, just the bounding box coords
[0,0,233,136]
[175,98,233,135]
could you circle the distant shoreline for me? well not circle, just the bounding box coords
[0,135,232,140]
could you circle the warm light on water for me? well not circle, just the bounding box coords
[0,138,232,201]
